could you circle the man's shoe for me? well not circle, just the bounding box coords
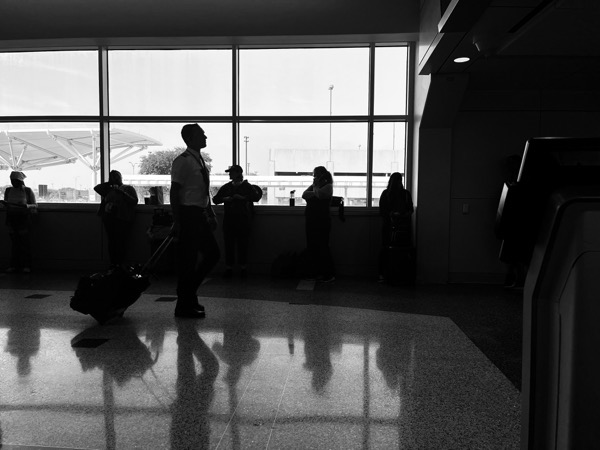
[5,267,18,273]
[192,304,206,313]
[318,275,336,283]
[22,267,31,274]
[174,308,206,319]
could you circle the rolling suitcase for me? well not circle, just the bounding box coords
[70,234,173,324]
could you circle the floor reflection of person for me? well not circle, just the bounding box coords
[71,320,155,450]
[303,316,336,394]
[212,316,260,388]
[211,315,260,449]
[5,316,41,376]
[72,319,155,385]
[171,320,219,450]
[375,324,417,444]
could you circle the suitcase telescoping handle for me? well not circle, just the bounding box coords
[141,225,174,275]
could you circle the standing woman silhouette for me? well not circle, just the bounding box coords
[302,166,335,283]
[378,172,414,282]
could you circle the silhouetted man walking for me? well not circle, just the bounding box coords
[170,124,220,318]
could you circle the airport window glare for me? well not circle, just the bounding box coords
[0,45,411,206]
[239,48,369,116]
[109,50,232,116]
[0,51,99,116]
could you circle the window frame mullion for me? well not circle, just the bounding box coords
[99,46,110,186]
[366,43,376,208]
[232,45,239,166]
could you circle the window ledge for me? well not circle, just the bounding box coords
[31,202,381,215]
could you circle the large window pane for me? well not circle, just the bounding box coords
[372,122,407,206]
[240,48,369,116]
[109,50,232,116]
[0,51,99,116]
[0,123,101,202]
[239,122,367,206]
[0,44,412,206]
[374,46,408,115]
[109,122,232,204]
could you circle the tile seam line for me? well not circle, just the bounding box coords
[264,354,294,450]
[214,339,274,450]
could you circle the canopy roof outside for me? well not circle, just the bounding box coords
[0,128,162,172]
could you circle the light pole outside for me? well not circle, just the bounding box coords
[244,136,250,174]
[328,84,334,173]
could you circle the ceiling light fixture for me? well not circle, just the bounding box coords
[454,57,470,63]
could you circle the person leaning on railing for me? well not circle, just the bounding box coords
[1,171,37,273]
[302,165,335,283]
[94,170,139,270]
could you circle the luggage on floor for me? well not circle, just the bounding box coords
[146,208,176,274]
[70,234,173,324]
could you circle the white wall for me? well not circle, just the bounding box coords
[445,86,600,283]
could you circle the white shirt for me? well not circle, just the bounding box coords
[171,148,209,207]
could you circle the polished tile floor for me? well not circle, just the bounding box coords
[0,272,522,449]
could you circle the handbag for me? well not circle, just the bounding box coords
[330,196,345,222]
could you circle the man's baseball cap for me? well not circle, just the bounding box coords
[9,171,26,181]
[225,164,243,173]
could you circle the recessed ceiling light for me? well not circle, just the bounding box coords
[454,57,470,63]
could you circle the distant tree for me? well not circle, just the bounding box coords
[138,147,212,175]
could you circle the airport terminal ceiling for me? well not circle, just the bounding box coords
[0,0,420,43]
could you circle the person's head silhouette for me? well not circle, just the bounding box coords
[181,124,207,150]
[387,172,404,190]
[108,170,122,186]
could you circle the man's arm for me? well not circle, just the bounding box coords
[313,182,333,200]
[25,187,38,212]
[302,185,315,200]
[120,185,139,205]
[212,184,230,204]
[94,182,112,197]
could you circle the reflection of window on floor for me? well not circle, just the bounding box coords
[1,45,411,206]
[20,327,414,449]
